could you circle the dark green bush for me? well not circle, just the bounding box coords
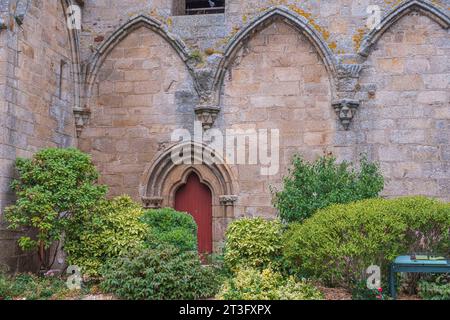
[64,196,147,277]
[100,245,221,300]
[419,275,450,300]
[0,273,68,300]
[141,208,197,252]
[283,197,450,289]
[272,154,384,223]
[5,148,107,270]
[223,218,283,272]
[0,273,8,299]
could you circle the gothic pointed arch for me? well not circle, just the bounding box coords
[84,14,199,108]
[359,0,450,57]
[139,142,238,210]
[211,6,338,105]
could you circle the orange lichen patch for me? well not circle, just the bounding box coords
[287,4,335,50]
[322,30,330,41]
[149,8,164,21]
[231,25,241,36]
[384,0,403,7]
[353,28,367,51]
[212,24,242,51]
[204,48,223,56]
[269,0,288,6]
[288,4,312,20]
[220,4,339,53]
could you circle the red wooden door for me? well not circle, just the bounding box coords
[175,172,213,255]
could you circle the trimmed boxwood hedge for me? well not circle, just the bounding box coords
[283,197,450,288]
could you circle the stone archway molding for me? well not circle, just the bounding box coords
[358,0,450,57]
[139,142,239,210]
[206,6,364,130]
[80,14,202,136]
[210,5,338,106]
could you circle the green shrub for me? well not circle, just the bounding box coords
[217,267,323,300]
[0,273,68,300]
[224,218,283,272]
[64,196,147,277]
[283,197,450,289]
[272,154,384,223]
[419,275,450,300]
[0,273,8,299]
[100,245,221,300]
[141,208,197,252]
[5,148,107,270]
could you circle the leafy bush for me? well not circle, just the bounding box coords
[223,218,283,272]
[272,154,384,223]
[0,274,8,299]
[419,275,450,300]
[0,273,69,300]
[100,245,221,300]
[141,208,197,252]
[217,267,323,300]
[283,197,450,289]
[64,196,147,277]
[5,148,107,270]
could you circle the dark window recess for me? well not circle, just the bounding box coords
[58,60,67,100]
[185,0,225,15]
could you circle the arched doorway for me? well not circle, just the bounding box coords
[175,172,213,255]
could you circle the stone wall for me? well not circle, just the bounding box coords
[357,12,450,200]
[0,0,77,272]
[219,20,334,218]
[79,1,449,58]
[79,0,449,246]
[79,25,198,200]
[0,0,448,270]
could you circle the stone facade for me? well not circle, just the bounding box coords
[220,20,335,219]
[0,0,78,272]
[0,0,448,272]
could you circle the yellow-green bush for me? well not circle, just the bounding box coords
[283,197,450,288]
[223,218,283,272]
[65,196,147,276]
[5,147,107,270]
[217,267,323,300]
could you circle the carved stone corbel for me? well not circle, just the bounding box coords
[332,99,360,130]
[73,109,91,138]
[142,196,164,209]
[195,105,220,130]
[336,63,363,94]
[219,195,238,207]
